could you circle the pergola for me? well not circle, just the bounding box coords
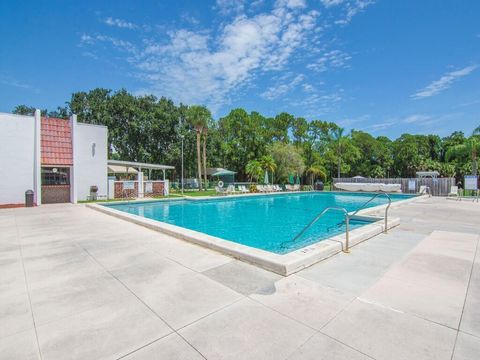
[107,160,174,180]
[416,171,440,179]
[107,160,175,198]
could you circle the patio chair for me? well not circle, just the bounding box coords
[418,185,431,197]
[447,186,460,199]
[239,185,249,193]
[215,186,227,196]
[293,184,300,191]
[226,185,236,194]
[257,185,265,193]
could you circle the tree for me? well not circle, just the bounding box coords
[245,160,263,182]
[186,105,210,191]
[332,127,345,178]
[259,155,276,184]
[305,164,326,185]
[446,136,480,176]
[13,105,47,116]
[473,125,480,136]
[219,109,269,180]
[269,143,305,183]
[327,127,359,178]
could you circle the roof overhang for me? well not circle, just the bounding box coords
[107,159,174,171]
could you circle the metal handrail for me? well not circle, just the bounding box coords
[349,192,392,233]
[288,193,393,254]
[291,206,351,253]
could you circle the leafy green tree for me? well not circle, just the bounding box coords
[245,160,263,182]
[13,105,47,116]
[259,155,277,184]
[327,127,359,178]
[446,136,480,176]
[187,105,210,190]
[219,109,269,179]
[269,143,305,183]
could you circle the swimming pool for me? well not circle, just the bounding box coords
[104,192,414,254]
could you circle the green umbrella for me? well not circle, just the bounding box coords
[289,174,294,185]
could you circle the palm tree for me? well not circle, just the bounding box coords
[332,127,345,178]
[202,125,209,191]
[306,165,326,186]
[187,105,210,191]
[446,136,480,175]
[259,155,276,184]
[245,160,262,183]
[473,125,480,136]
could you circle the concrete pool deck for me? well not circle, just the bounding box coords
[0,196,479,359]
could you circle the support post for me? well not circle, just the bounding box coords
[138,169,144,198]
[70,114,78,203]
[33,109,42,205]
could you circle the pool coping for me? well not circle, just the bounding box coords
[86,193,426,276]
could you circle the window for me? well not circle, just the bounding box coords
[41,167,70,185]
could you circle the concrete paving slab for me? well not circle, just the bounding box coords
[453,332,480,360]
[250,275,354,330]
[112,259,243,329]
[460,251,480,337]
[363,274,465,328]
[0,329,40,360]
[147,236,234,272]
[202,260,283,296]
[179,298,315,360]
[29,272,131,326]
[122,333,204,360]
[0,293,33,339]
[36,296,172,360]
[287,332,371,360]
[322,299,457,360]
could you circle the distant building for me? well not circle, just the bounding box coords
[0,110,107,206]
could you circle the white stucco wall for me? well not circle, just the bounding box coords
[73,123,108,201]
[0,113,35,204]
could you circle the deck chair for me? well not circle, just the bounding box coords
[418,185,431,197]
[447,186,460,199]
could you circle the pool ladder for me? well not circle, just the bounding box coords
[290,193,392,253]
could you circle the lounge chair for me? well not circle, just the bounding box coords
[257,185,265,193]
[447,186,460,199]
[226,185,236,194]
[274,184,281,192]
[418,185,431,197]
[215,186,227,196]
[239,185,249,193]
[293,184,300,191]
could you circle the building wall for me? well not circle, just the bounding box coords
[0,113,35,205]
[73,123,108,201]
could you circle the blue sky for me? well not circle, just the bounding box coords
[1,0,479,138]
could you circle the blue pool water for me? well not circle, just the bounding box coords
[105,192,414,254]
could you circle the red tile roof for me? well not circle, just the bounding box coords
[41,117,73,166]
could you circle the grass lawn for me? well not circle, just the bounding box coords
[172,189,218,197]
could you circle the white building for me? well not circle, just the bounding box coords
[0,110,108,206]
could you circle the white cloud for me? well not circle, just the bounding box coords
[366,121,395,132]
[402,114,431,124]
[411,65,477,99]
[307,49,351,72]
[328,0,375,25]
[131,2,319,111]
[261,74,305,100]
[215,0,245,15]
[320,0,345,7]
[276,0,307,9]
[104,17,137,29]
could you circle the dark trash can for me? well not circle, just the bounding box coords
[25,190,34,207]
[90,185,99,201]
[315,181,324,191]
